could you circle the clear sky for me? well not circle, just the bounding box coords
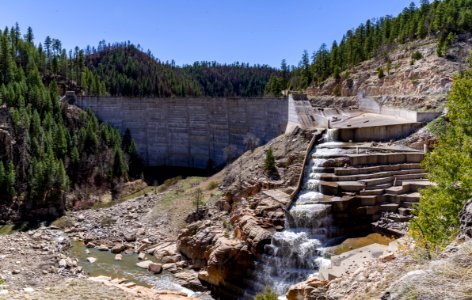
[0,1,418,68]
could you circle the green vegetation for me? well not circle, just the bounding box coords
[0,24,135,218]
[192,187,205,213]
[410,56,472,252]
[377,66,385,79]
[266,0,472,94]
[255,287,278,300]
[264,147,276,172]
[85,42,277,97]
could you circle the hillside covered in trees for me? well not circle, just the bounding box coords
[265,0,472,95]
[0,25,139,223]
[85,42,278,97]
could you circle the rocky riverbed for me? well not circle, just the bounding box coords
[0,185,214,299]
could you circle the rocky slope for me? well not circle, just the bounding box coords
[307,36,472,111]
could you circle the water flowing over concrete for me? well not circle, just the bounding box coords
[246,130,342,297]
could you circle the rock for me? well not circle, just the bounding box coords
[11,269,20,275]
[86,257,97,263]
[459,198,472,239]
[286,278,329,300]
[124,232,136,242]
[136,260,153,269]
[58,259,68,268]
[77,214,85,221]
[379,252,395,263]
[97,244,109,251]
[115,254,123,261]
[138,252,146,260]
[0,290,8,295]
[136,228,145,236]
[111,243,126,254]
[23,287,34,293]
[147,263,162,274]
[162,263,177,271]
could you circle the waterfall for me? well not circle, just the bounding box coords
[246,130,344,298]
[325,128,339,143]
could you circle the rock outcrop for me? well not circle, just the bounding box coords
[459,198,472,240]
[307,36,472,111]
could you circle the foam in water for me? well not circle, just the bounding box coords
[246,130,345,298]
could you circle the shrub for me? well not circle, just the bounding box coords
[206,180,218,190]
[377,67,385,79]
[411,50,423,61]
[264,147,276,172]
[255,287,278,300]
[410,59,472,253]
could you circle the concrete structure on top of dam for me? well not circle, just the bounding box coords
[64,92,440,169]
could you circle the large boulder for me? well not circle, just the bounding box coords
[286,278,329,300]
[177,220,223,268]
[198,237,254,287]
[459,198,472,239]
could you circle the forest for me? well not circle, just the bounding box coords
[0,25,138,222]
[265,0,472,95]
[85,42,278,97]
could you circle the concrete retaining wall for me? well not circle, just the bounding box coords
[359,94,441,122]
[75,96,288,168]
[337,123,423,142]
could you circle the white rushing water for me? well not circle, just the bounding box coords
[247,129,344,298]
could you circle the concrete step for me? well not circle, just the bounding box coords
[365,183,393,190]
[359,176,394,187]
[384,186,406,195]
[347,152,425,167]
[400,202,418,208]
[320,169,425,182]
[400,180,433,193]
[380,203,399,212]
[357,195,379,206]
[360,189,384,196]
[319,181,365,195]
[398,207,413,216]
[398,192,421,203]
[334,163,422,176]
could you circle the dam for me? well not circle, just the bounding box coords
[64,93,439,169]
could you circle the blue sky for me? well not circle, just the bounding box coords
[0,1,418,68]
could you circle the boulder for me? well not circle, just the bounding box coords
[136,260,153,269]
[115,254,122,261]
[86,257,97,264]
[124,232,136,242]
[147,263,162,274]
[286,278,329,300]
[202,237,254,287]
[111,243,126,254]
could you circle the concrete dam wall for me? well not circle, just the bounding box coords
[74,96,288,168]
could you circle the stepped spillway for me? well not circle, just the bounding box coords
[246,129,431,298]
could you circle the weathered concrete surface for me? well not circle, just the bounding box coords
[75,97,288,168]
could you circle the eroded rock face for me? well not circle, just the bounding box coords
[307,37,472,111]
[199,237,254,287]
[459,198,472,239]
[286,278,329,300]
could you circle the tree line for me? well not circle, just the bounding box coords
[85,41,279,98]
